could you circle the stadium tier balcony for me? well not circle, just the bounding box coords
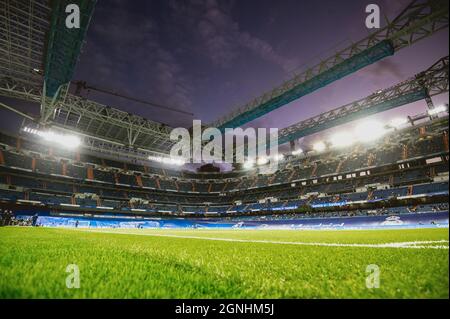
[372,187,408,200]
[75,197,98,207]
[78,185,100,194]
[222,181,239,191]
[141,176,158,189]
[372,146,403,166]
[66,164,87,180]
[101,199,121,209]
[93,169,115,184]
[210,182,226,193]
[103,158,124,169]
[100,188,126,198]
[158,179,177,191]
[3,151,32,170]
[10,175,42,189]
[255,175,271,187]
[393,169,430,185]
[290,166,313,181]
[126,162,145,173]
[195,182,210,193]
[315,161,339,177]
[35,158,62,175]
[0,189,24,201]
[177,181,193,192]
[271,170,292,184]
[117,173,138,186]
[412,182,448,195]
[29,192,72,205]
[45,180,74,193]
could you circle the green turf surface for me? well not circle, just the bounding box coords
[0,227,448,298]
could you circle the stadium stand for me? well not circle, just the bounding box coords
[0,116,448,217]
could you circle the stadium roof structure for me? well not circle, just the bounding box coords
[233,55,449,157]
[0,0,174,158]
[277,55,449,146]
[210,0,449,130]
[0,0,448,163]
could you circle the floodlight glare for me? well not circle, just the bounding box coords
[354,120,386,142]
[313,141,326,152]
[23,127,81,149]
[292,148,303,156]
[148,155,184,166]
[330,132,355,148]
[390,118,408,128]
[273,154,284,161]
[257,157,269,165]
[243,160,255,169]
[428,105,447,116]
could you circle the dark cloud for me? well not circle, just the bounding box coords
[168,0,296,71]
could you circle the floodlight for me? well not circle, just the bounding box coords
[149,155,185,166]
[330,132,355,148]
[428,105,447,116]
[257,157,269,165]
[389,118,408,128]
[273,154,284,161]
[243,160,255,169]
[23,127,81,149]
[313,141,326,152]
[354,120,386,142]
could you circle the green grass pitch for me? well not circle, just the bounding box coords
[0,227,448,298]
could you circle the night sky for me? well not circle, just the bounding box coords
[1,0,449,147]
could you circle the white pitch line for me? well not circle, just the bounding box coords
[73,229,449,250]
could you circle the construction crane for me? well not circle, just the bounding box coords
[73,81,194,116]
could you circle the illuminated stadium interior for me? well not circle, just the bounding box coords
[0,0,449,302]
[0,0,448,228]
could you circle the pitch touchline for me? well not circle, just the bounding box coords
[74,229,449,249]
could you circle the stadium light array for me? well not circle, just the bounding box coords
[313,141,326,152]
[148,156,185,166]
[428,105,448,116]
[23,127,81,149]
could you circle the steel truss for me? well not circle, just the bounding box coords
[0,0,175,156]
[0,0,50,97]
